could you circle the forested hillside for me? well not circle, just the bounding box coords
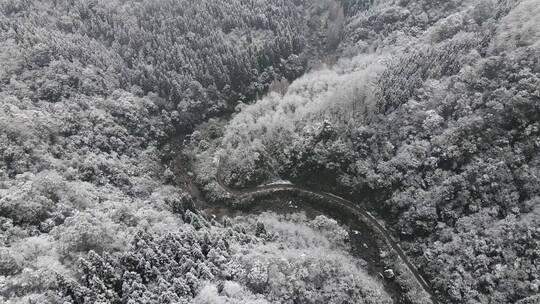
[0,0,312,122]
[56,213,390,304]
[2,0,540,303]
[197,0,540,303]
[0,0,393,303]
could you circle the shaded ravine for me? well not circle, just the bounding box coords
[216,157,439,304]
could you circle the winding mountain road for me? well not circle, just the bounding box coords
[216,157,438,304]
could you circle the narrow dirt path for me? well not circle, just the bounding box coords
[216,157,439,304]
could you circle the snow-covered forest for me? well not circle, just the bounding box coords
[1,0,539,303]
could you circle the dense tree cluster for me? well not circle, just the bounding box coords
[1,0,313,126]
[339,0,515,56]
[55,213,390,304]
[202,0,540,302]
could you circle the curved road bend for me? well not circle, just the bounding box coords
[216,158,438,304]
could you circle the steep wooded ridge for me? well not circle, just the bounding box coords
[216,157,438,303]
